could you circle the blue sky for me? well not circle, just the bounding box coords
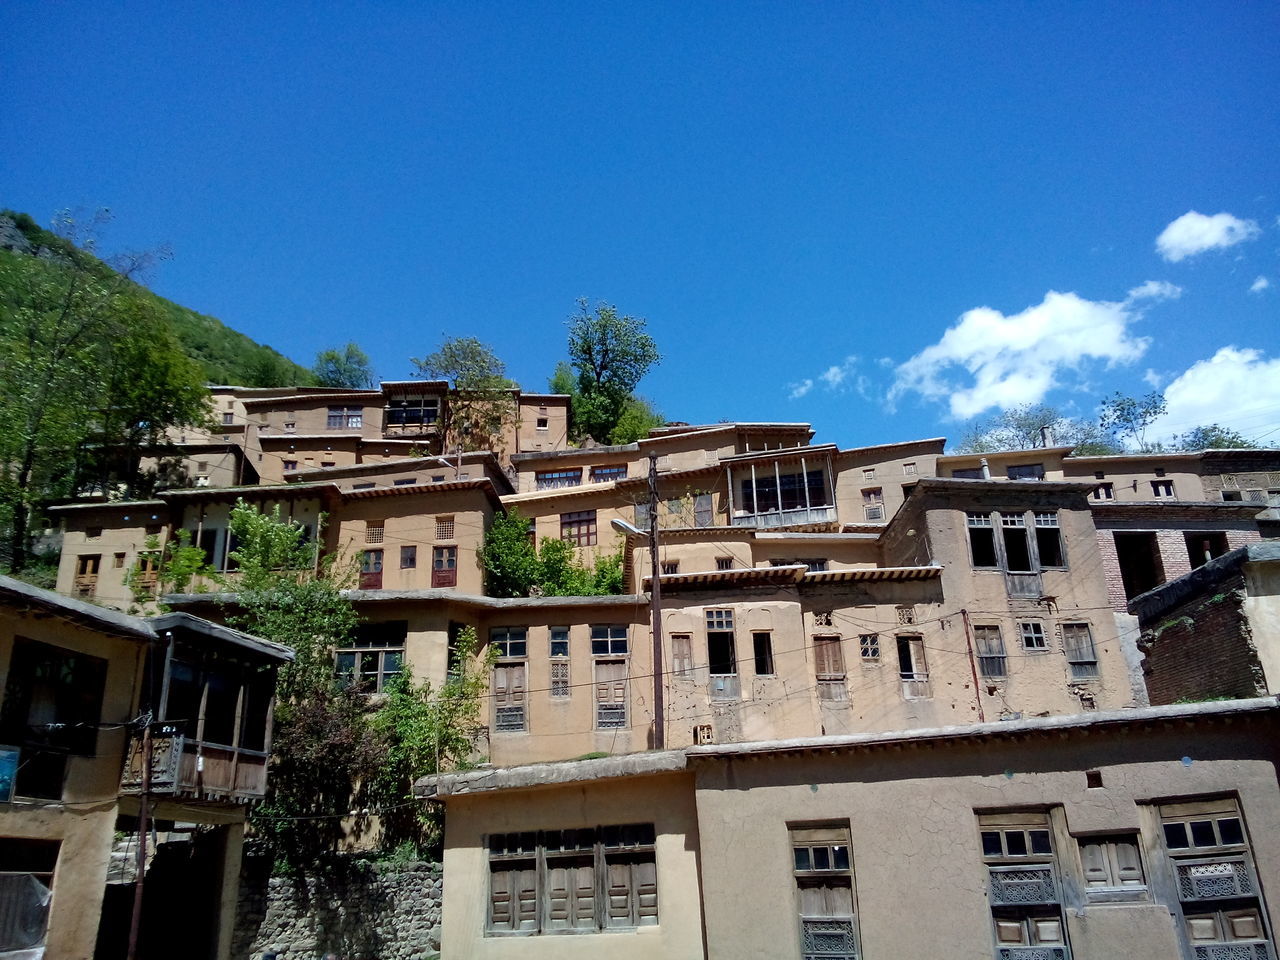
[4,3,1278,450]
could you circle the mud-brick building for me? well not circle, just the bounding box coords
[0,575,292,960]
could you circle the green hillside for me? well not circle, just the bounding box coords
[0,211,313,387]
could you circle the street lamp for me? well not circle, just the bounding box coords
[610,456,665,748]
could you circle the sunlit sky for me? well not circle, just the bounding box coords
[5,3,1278,450]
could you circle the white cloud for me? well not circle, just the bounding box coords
[1155,211,1261,262]
[890,290,1152,420]
[787,379,813,400]
[1127,280,1182,302]
[1143,368,1164,388]
[1151,347,1280,443]
[1250,275,1270,293]
[789,356,872,401]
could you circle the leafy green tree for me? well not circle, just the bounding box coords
[954,403,1120,455]
[1172,424,1253,451]
[1099,391,1168,453]
[412,336,518,453]
[368,628,494,854]
[567,300,660,443]
[0,213,210,571]
[481,507,625,598]
[313,341,375,389]
[608,396,665,445]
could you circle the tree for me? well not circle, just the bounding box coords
[608,396,665,445]
[954,403,1120,455]
[0,212,210,571]
[1099,391,1168,453]
[567,300,660,443]
[313,341,375,389]
[367,628,494,855]
[411,336,517,454]
[1172,424,1253,451]
[481,507,625,598]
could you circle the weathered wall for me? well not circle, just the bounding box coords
[1139,572,1266,704]
[233,858,443,960]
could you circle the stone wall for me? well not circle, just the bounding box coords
[233,857,442,960]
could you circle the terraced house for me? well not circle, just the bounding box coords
[41,380,1280,959]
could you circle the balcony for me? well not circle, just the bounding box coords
[988,865,1058,906]
[732,505,836,529]
[120,727,269,802]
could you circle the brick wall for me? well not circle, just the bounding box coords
[1096,532,1127,612]
[1139,572,1266,704]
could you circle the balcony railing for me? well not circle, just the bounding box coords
[709,674,740,701]
[732,505,836,529]
[900,672,931,700]
[120,730,269,802]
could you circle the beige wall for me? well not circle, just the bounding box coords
[440,771,706,960]
[55,506,170,611]
[515,396,571,454]
[1064,456,1206,502]
[691,715,1280,960]
[832,443,943,525]
[1243,557,1280,693]
[331,489,493,594]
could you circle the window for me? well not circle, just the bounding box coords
[1159,798,1272,959]
[549,627,569,658]
[859,635,879,661]
[1062,623,1099,679]
[896,636,929,698]
[1151,479,1175,499]
[738,468,830,514]
[814,611,834,627]
[1186,531,1229,569]
[400,545,417,569]
[0,639,107,799]
[493,663,527,732]
[1079,836,1146,900]
[492,627,527,658]
[432,546,457,587]
[327,405,363,429]
[1006,463,1045,480]
[365,522,385,544]
[561,510,597,546]
[487,824,657,935]
[813,636,847,701]
[800,558,829,572]
[222,411,234,425]
[694,493,714,528]
[1034,514,1064,567]
[715,556,733,571]
[112,552,125,568]
[360,549,383,584]
[1154,467,1166,477]
[591,625,628,656]
[594,661,627,728]
[862,488,884,521]
[973,625,1007,678]
[385,396,440,427]
[0,838,58,952]
[321,461,336,468]
[283,460,298,472]
[896,606,915,625]
[661,561,679,576]
[1019,622,1047,650]
[283,420,296,432]
[1001,513,1033,571]
[952,467,984,479]
[590,464,627,483]
[535,417,549,430]
[752,632,775,676]
[1093,482,1114,501]
[353,481,375,490]
[537,469,582,490]
[903,462,917,476]
[434,515,455,539]
[394,477,417,486]
[791,822,860,960]
[336,621,406,693]
[550,661,570,698]
[671,635,693,678]
[706,610,738,700]
[967,512,997,567]
[862,468,876,481]
[1221,489,1243,502]
[73,554,100,597]
[978,812,1068,958]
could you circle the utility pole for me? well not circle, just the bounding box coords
[648,451,665,749]
[126,711,153,960]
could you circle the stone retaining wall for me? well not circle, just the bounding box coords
[233,857,442,960]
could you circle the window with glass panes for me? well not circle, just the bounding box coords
[791,823,860,960]
[335,621,406,693]
[977,812,1069,958]
[590,625,628,656]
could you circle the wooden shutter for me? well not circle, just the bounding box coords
[546,860,594,930]
[607,861,634,926]
[1113,840,1144,885]
[490,866,537,931]
[814,636,845,676]
[694,494,713,527]
[634,858,658,925]
[671,635,693,677]
[1081,842,1111,886]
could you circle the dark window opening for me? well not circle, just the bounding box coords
[707,632,736,676]
[968,514,997,567]
[1006,463,1045,480]
[1114,532,1165,600]
[1035,525,1063,567]
[1002,524,1033,573]
[752,632,774,676]
[1185,531,1229,569]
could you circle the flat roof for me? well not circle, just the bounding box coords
[417,696,1280,799]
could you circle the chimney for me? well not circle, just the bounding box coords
[980,458,991,479]
[1040,424,1054,448]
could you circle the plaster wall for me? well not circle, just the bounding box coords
[691,718,1280,960]
[56,507,170,610]
[1243,559,1280,692]
[1063,458,1205,502]
[439,771,706,960]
